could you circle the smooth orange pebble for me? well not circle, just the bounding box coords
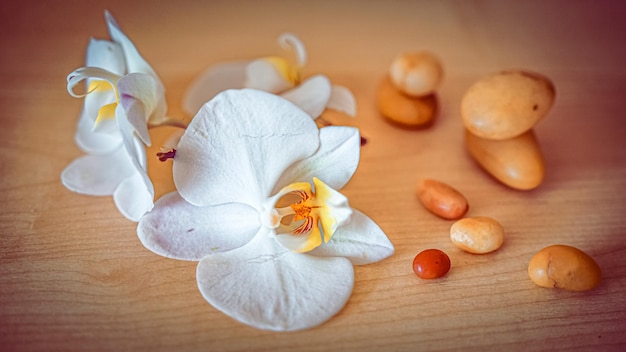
[412,249,451,279]
[416,179,469,220]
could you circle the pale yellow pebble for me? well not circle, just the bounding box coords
[461,70,556,140]
[389,51,444,97]
[465,128,545,190]
[377,75,437,128]
[528,244,601,291]
[450,217,504,254]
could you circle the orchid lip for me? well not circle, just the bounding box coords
[67,68,122,131]
[261,177,351,253]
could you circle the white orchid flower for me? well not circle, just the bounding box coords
[183,33,356,119]
[138,89,394,331]
[61,11,169,221]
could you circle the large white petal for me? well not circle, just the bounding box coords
[182,61,249,116]
[280,75,331,119]
[104,10,155,76]
[327,85,357,117]
[174,89,319,209]
[309,209,394,265]
[196,232,354,331]
[113,171,154,222]
[138,192,260,260]
[61,146,135,196]
[273,126,360,193]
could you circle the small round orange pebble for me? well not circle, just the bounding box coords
[412,249,451,279]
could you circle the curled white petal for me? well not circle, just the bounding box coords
[66,67,120,98]
[73,38,125,153]
[278,33,307,67]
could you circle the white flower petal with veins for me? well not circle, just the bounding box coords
[173,89,319,209]
[196,230,354,332]
[138,192,260,260]
[139,89,393,331]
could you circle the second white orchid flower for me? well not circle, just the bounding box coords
[138,89,393,331]
[183,33,356,119]
[61,11,169,221]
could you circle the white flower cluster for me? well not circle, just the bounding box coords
[62,11,393,332]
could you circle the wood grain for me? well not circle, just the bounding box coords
[1,1,625,351]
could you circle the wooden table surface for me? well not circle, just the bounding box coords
[2,1,625,351]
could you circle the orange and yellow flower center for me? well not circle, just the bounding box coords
[266,177,352,253]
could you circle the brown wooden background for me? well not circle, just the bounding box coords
[1,1,625,351]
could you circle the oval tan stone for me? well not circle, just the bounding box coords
[528,244,601,291]
[465,129,545,190]
[461,70,556,140]
[416,179,468,220]
[377,75,437,128]
[450,217,504,254]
